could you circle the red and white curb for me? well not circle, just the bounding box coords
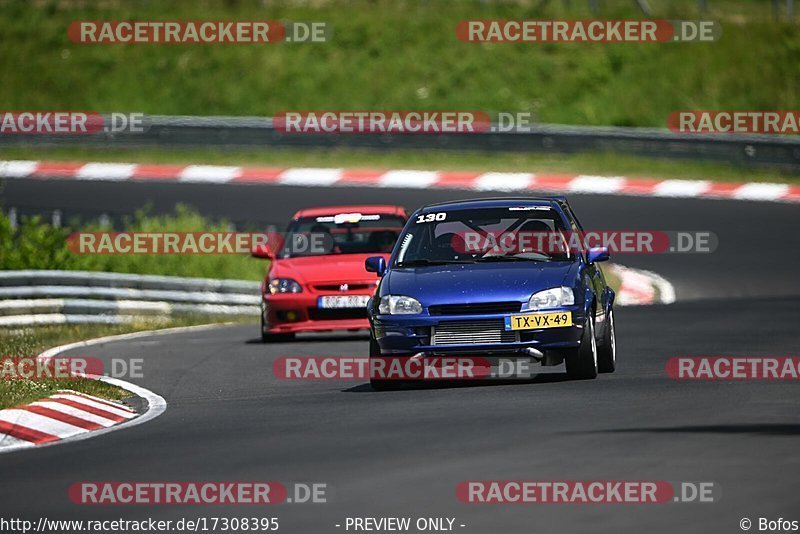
[0,325,233,453]
[609,264,676,306]
[2,160,799,203]
[0,390,136,449]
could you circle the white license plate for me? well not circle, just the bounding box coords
[318,295,371,309]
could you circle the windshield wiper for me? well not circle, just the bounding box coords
[474,255,548,262]
[396,259,470,267]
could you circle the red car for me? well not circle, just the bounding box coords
[253,205,408,341]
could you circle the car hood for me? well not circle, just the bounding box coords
[272,253,385,284]
[384,261,576,305]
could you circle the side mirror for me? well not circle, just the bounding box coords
[252,232,285,259]
[251,244,274,260]
[587,246,610,263]
[365,256,387,276]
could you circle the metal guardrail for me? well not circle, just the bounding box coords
[0,270,260,294]
[2,115,799,171]
[0,270,260,327]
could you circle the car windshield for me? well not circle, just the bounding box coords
[279,213,405,258]
[394,206,575,267]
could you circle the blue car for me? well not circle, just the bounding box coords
[365,197,616,390]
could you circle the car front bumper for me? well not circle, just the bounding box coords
[263,293,371,333]
[371,307,585,356]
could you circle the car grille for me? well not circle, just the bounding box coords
[432,320,516,345]
[308,308,368,321]
[312,282,374,292]
[428,301,521,316]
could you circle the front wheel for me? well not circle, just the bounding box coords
[369,335,400,391]
[261,314,295,343]
[565,316,598,380]
[597,309,616,373]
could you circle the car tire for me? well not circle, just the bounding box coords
[261,315,295,343]
[597,309,616,373]
[369,335,400,391]
[565,316,598,380]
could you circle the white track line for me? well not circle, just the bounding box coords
[569,175,626,194]
[278,168,343,186]
[733,182,790,200]
[0,434,29,448]
[76,163,137,181]
[179,165,242,183]
[473,172,534,191]
[653,179,710,198]
[0,160,38,177]
[378,170,439,188]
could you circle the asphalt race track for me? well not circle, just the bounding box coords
[1,178,799,533]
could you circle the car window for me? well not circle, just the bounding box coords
[280,214,405,257]
[395,206,573,265]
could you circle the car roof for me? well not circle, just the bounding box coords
[418,197,568,213]
[293,205,407,219]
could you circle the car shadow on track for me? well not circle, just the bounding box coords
[342,373,574,393]
[245,334,371,344]
[586,424,800,436]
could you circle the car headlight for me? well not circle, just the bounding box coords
[527,287,574,311]
[268,278,303,294]
[378,295,422,315]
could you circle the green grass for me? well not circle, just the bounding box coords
[2,145,797,183]
[0,0,797,128]
[0,317,243,409]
